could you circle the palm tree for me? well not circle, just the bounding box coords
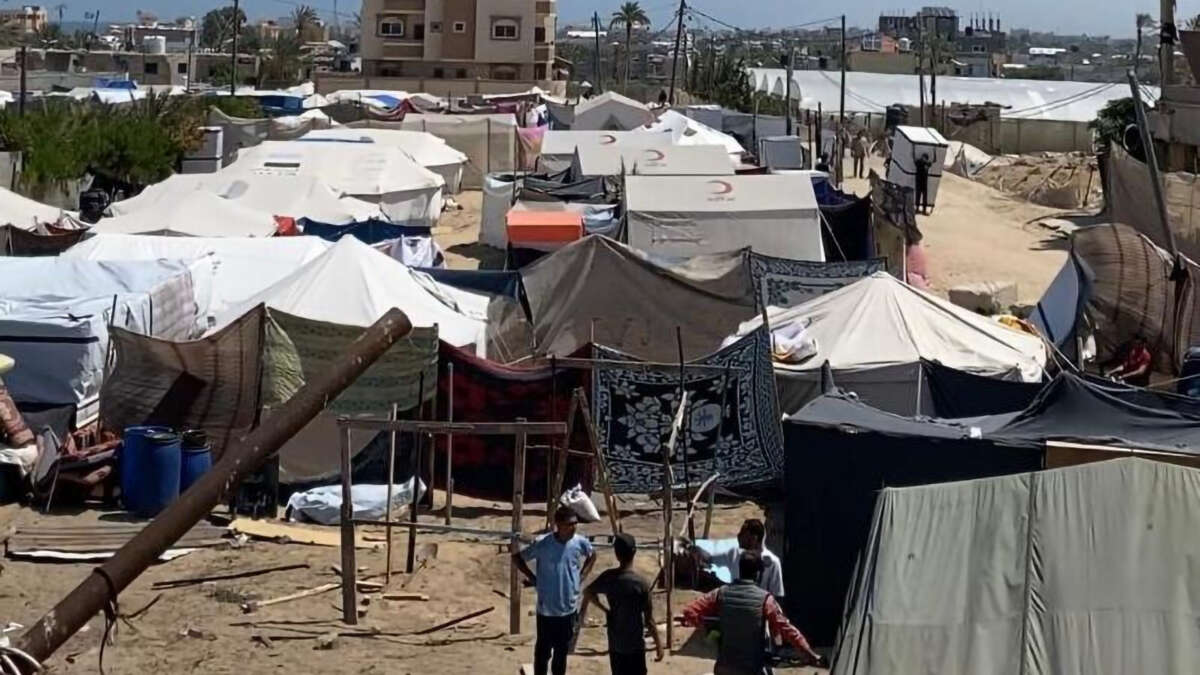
[291,4,319,42]
[1189,14,1200,30]
[1135,13,1157,78]
[610,2,649,86]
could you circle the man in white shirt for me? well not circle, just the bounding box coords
[693,519,784,601]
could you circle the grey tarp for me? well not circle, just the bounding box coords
[519,235,757,361]
[1105,143,1200,262]
[100,305,265,460]
[834,458,1200,675]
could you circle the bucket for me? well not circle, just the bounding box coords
[180,429,213,493]
[121,426,181,518]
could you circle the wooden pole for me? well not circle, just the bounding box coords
[667,0,686,105]
[576,388,621,536]
[548,392,579,530]
[339,424,358,625]
[510,421,528,635]
[839,14,847,184]
[703,479,717,538]
[445,362,455,525]
[385,402,399,585]
[662,391,687,654]
[407,373,425,575]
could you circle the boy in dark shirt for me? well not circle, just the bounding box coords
[578,533,664,674]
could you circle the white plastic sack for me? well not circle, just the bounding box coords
[285,478,426,525]
[559,484,601,523]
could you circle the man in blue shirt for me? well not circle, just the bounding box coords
[514,506,597,675]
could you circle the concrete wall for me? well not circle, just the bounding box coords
[943,117,1092,154]
[475,0,533,65]
[442,0,477,60]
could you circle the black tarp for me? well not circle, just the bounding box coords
[820,196,873,262]
[782,395,1041,647]
[920,359,1045,417]
[298,219,430,245]
[414,268,525,303]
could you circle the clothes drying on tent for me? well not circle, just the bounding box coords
[226,140,445,227]
[301,128,469,194]
[834,458,1200,675]
[213,237,489,355]
[571,91,655,131]
[594,325,785,496]
[747,251,885,310]
[732,272,1047,416]
[624,174,824,261]
[518,235,757,361]
[91,189,282,237]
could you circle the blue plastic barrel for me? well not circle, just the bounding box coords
[121,427,181,518]
[180,430,213,493]
[120,426,170,515]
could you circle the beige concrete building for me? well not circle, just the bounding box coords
[0,5,47,33]
[360,0,557,82]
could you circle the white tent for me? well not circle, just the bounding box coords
[736,272,1047,415]
[214,174,383,224]
[571,144,736,178]
[573,91,656,131]
[539,129,677,173]
[639,109,746,156]
[224,140,445,227]
[0,186,69,230]
[90,189,280,237]
[300,128,469,194]
[390,114,518,189]
[214,237,489,353]
[63,233,332,326]
[624,174,823,260]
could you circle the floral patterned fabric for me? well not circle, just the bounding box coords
[592,325,785,496]
[748,251,886,310]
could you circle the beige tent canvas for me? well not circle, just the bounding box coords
[572,91,655,131]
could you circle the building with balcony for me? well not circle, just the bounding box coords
[0,5,47,34]
[360,0,558,83]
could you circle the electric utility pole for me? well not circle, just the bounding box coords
[230,0,240,95]
[839,14,846,183]
[593,12,603,91]
[1161,0,1176,86]
[784,46,794,136]
[668,0,686,105]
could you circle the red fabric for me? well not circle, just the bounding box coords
[681,588,813,652]
[273,216,299,236]
[1122,345,1152,374]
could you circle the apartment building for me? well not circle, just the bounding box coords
[0,5,47,33]
[360,0,557,82]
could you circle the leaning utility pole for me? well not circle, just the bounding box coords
[229,0,240,95]
[668,0,686,105]
[839,14,846,183]
[593,12,603,91]
[1161,0,1176,86]
[1128,70,1176,260]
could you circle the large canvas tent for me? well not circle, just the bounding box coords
[300,128,469,194]
[737,272,1047,415]
[834,458,1200,675]
[225,140,444,227]
[572,91,655,131]
[0,186,70,230]
[624,174,824,261]
[347,114,518,190]
[91,189,281,237]
[570,144,735,178]
[518,235,757,361]
[639,109,746,156]
[538,130,676,173]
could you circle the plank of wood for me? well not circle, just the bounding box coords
[381,592,429,602]
[7,539,230,553]
[230,519,376,549]
[241,582,341,613]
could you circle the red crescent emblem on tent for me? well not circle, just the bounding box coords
[708,180,734,195]
[600,134,617,145]
[644,149,666,161]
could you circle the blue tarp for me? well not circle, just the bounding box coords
[299,218,429,245]
[415,268,524,301]
[366,94,403,109]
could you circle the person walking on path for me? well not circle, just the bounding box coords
[914,152,932,214]
[852,131,869,178]
[514,506,597,675]
[578,533,664,675]
[682,551,821,675]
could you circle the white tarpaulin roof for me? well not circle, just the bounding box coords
[572,144,735,177]
[301,128,467,169]
[91,190,280,237]
[215,237,489,353]
[224,140,444,225]
[573,91,655,130]
[541,129,678,156]
[745,272,1046,379]
[624,174,824,260]
[0,187,68,230]
[639,109,746,155]
[835,458,1200,675]
[63,233,332,322]
[748,68,1158,122]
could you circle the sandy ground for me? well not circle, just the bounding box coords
[0,160,1069,673]
[1,496,825,675]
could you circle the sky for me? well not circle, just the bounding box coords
[89,1,1178,39]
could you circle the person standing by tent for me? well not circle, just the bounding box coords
[514,506,598,675]
[1103,335,1153,387]
[914,152,932,214]
[851,131,869,178]
[577,533,664,674]
[690,519,785,602]
[682,551,822,674]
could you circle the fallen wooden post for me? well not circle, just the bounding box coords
[241,582,341,613]
[417,606,495,635]
[152,563,310,589]
[382,592,429,602]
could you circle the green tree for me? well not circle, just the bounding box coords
[1135,13,1157,79]
[292,4,322,42]
[610,2,649,85]
[259,34,304,87]
[1090,97,1138,153]
[200,6,246,50]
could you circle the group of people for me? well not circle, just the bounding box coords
[514,507,820,675]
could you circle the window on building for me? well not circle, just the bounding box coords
[535,63,547,80]
[177,62,188,74]
[453,21,467,33]
[492,65,518,80]
[434,67,445,78]
[972,44,985,52]
[413,23,424,40]
[535,26,546,43]
[378,18,405,37]
[144,61,159,75]
[430,21,442,33]
[492,18,519,40]
[455,68,467,78]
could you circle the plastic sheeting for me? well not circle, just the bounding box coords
[285,479,425,525]
[639,109,746,156]
[572,91,655,131]
[834,458,1200,675]
[0,187,68,230]
[571,144,735,177]
[348,114,518,190]
[90,189,280,237]
[301,128,468,194]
